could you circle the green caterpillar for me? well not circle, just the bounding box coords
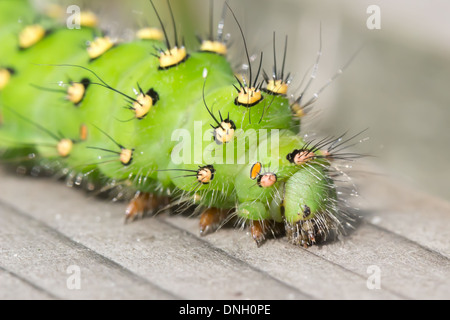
[0,0,358,247]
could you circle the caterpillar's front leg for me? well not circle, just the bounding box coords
[237,201,284,247]
[250,220,285,247]
[125,192,169,223]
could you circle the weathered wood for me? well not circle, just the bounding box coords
[166,216,402,300]
[0,164,449,300]
[0,201,176,300]
[0,171,309,300]
[354,171,450,258]
[0,267,54,300]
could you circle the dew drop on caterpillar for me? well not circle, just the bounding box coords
[0,0,366,248]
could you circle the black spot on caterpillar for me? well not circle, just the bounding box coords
[0,0,365,247]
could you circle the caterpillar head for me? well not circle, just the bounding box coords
[283,165,334,225]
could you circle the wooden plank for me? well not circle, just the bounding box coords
[0,267,55,300]
[354,168,450,258]
[0,171,310,300]
[165,162,450,299]
[165,216,402,300]
[0,165,449,299]
[166,217,450,300]
[307,223,450,300]
[0,201,176,300]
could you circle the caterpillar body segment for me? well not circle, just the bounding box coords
[0,0,355,247]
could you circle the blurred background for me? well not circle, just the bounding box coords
[32,0,450,201]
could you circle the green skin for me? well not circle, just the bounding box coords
[0,0,339,238]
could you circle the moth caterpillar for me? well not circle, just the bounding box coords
[0,0,361,248]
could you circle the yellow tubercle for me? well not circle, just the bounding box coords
[266,79,288,95]
[120,149,133,165]
[80,11,99,28]
[214,121,235,144]
[0,69,12,90]
[197,167,214,184]
[236,87,262,106]
[45,4,64,19]
[87,37,114,60]
[291,103,305,118]
[159,47,187,69]
[137,28,163,41]
[66,83,86,105]
[201,40,227,56]
[57,139,74,157]
[133,94,153,119]
[19,25,46,49]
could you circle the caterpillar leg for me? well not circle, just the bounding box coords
[236,201,284,246]
[125,192,169,223]
[250,220,285,247]
[250,220,268,247]
[199,207,230,236]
